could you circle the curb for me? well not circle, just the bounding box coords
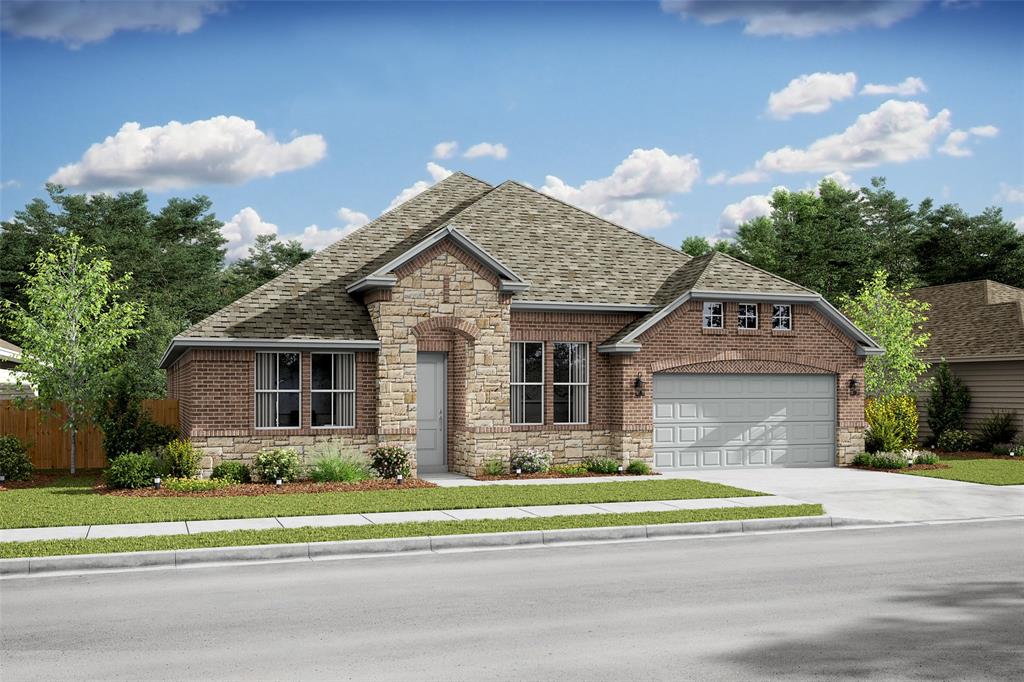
[0,514,977,578]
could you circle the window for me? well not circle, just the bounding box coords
[255,352,300,428]
[311,353,356,428]
[554,342,588,424]
[738,303,758,329]
[702,302,723,329]
[772,304,792,330]
[511,342,544,424]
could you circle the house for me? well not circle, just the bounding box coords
[0,339,33,400]
[910,280,1024,441]
[161,173,881,476]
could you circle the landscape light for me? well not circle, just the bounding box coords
[275,478,283,488]
[0,474,6,484]
[515,467,522,477]
[396,474,403,485]
[617,465,623,474]
[154,476,161,490]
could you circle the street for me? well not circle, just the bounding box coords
[2,520,1022,681]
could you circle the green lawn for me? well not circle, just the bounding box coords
[0,476,762,529]
[0,504,822,559]
[904,458,1024,486]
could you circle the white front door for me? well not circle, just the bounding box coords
[416,352,447,473]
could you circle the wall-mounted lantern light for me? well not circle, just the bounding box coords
[848,377,859,396]
[634,374,646,398]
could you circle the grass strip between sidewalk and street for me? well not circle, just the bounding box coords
[0,504,822,558]
[902,458,1024,486]
[0,477,762,529]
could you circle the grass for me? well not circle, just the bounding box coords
[0,476,762,529]
[0,504,822,558]
[903,458,1024,486]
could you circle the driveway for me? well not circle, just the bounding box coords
[680,467,1024,523]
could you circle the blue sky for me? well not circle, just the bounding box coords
[2,1,1022,258]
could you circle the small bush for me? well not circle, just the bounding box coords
[927,361,971,443]
[105,451,158,489]
[626,459,652,475]
[510,447,551,474]
[0,434,33,481]
[864,428,884,454]
[481,458,505,476]
[936,429,975,453]
[162,477,233,492]
[866,395,918,451]
[870,453,907,470]
[155,439,201,478]
[370,446,411,479]
[551,463,588,476]
[852,452,873,467]
[253,448,302,482]
[977,411,1018,451]
[914,452,940,465]
[991,443,1013,456]
[584,456,620,474]
[211,460,252,483]
[99,392,179,460]
[309,453,373,483]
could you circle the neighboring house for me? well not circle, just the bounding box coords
[162,173,881,476]
[910,280,1024,441]
[0,338,33,400]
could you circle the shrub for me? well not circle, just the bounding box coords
[0,434,33,481]
[551,463,588,476]
[865,395,918,450]
[626,459,652,475]
[253,448,302,482]
[370,446,411,479]
[105,451,158,489]
[481,458,505,476]
[977,411,1018,451]
[870,453,907,470]
[584,456,620,474]
[991,443,1013,456]
[936,429,975,452]
[509,447,551,474]
[99,391,179,460]
[864,428,884,454]
[914,452,940,465]
[309,453,373,483]
[211,460,252,483]
[155,439,201,478]
[162,477,233,492]
[926,360,971,443]
[852,452,873,467]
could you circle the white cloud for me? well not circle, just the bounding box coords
[336,207,370,230]
[706,171,727,185]
[938,125,999,157]
[0,1,224,48]
[432,141,458,159]
[969,125,999,138]
[1014,216,1024,233]
[463,142,509,160]
[294,224,359,251]
[767,72,857,119]
[49,116,326,191]
[996,183,1024,204]
[0,179,20,189]
[540,148,701,231]
[726,170,767,185]
[661,0,924,38]
[860,76,927,96]
[222,207,278,261]
[822,170,857,190]
[718,190,779,237]
[386,162,453,210]
[732,100,950,181]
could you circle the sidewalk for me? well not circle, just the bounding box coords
[0,494,808,543]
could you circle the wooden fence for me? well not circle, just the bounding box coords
[0,399,179,470]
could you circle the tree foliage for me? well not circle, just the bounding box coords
[926,360,972,442]
[839,270,931,398]
[681,235,712,257]
[220,234,313,301]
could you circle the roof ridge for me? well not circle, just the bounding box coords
[699,250,815,294]
[910,279,1023,292]
[497,179,692,263]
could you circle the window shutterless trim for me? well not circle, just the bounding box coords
[702,301,724,329]
[511,341,544,425]
[772,303,793,331]
[310,352,356,429]
[738,302,758,329]
[553,341,589,425]
[254,351,301,430]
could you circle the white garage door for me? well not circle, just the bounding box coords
[653,374,836,469]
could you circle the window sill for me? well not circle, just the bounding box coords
[701,327,727,335]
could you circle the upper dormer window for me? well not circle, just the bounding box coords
[702,302,723,329]
[738,303,758,329]
[772,304,792,330]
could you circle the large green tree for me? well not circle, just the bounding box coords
[220,234,314,301]
[913,203,1023,288]
[2,235,145,473]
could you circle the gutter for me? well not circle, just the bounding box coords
[160,337,381,369]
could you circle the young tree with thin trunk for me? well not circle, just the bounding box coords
[2,235,144,474]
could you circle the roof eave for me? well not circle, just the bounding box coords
[160,337,382,369]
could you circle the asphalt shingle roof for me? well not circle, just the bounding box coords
[910,280,1024,360]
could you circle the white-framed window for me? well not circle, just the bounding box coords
[255,352,300,428]
[311,353,356,428]
[702,302,724,329]
[738,303,758,329]
[553,342,588,424]
[511,342,544,425]
[772,304,793,330]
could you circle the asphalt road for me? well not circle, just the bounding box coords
[2,521,1022,681]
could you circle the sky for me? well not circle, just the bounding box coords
[2,0,1022,259]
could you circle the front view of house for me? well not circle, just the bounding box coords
[162,172,881,476]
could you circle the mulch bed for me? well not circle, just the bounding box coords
[932,451,1022,460]
[853,463,950,473]
[104,478,438,497]
[473,471,657,481]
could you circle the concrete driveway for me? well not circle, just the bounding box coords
[681,467,1024,523]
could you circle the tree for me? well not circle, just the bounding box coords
[839,270,931,398]
[926,360,971,441]
[220,234,314,301]
[2,235,145,473]
[914,203,1024,288]
[859,177,919,290]
[681,235,712,257]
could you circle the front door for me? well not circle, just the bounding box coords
[416,352,447,473]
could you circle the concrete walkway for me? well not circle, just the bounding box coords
[0,494,807,544]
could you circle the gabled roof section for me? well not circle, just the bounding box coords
[910,280,1024,361]
[346,224,529,294]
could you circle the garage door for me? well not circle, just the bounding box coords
[653,374,836,469]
